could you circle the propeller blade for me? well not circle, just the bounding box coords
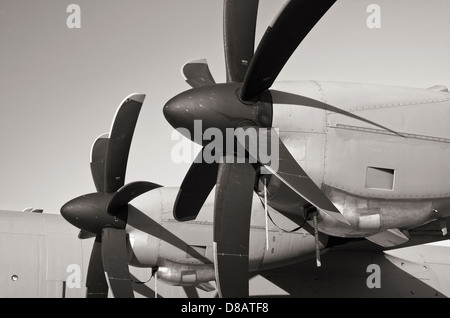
[86,235,108,298]
[214,161,256,298]
[103,93,145,193]
[223,0,259,83]
[78,229,96,240]
[236,126,349,225]
[240,0,336,101]
[182,59,216,88]
[173,147,219,221]
[101,227,134,298]
[107,181,162,214]
[90,133,109,192]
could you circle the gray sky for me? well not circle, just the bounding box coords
[0,0,449,214]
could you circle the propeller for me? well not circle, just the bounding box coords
[213,160,256,297]
[61,94,162,298]
[240,0,338,101]
[163,0,338,297]
[223,0,259,83]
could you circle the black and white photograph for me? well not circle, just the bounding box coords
[1,0,450,303]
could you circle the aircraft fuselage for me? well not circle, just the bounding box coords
[269,81,450,240]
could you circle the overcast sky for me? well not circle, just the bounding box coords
[0,0,449,214]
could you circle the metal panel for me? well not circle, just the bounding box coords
[0,233,44,297]
[0,211,47,235]
[45,236,83,282]
[44,212,84,284]
[324,126,450,198]
[271,81,327,134]
[320,80,450,198]
[280,131,326,187]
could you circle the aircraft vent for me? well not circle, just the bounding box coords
[22,207,44,213]
[428,85,449,93]
[365,167,395,190]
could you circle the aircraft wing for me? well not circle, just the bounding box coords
[358,217,450,250]
[387,217,450,250]
[258,235,450,298]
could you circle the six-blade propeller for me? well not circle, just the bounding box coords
[61,94,161,298]
[163,0,338,297]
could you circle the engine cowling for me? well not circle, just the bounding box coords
[155,260,215,287]
[123,187,326,288]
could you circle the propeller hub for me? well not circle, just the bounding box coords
[61,192,127,235]
[163,83,272,147]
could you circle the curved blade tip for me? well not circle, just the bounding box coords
[180,58,209,81]
[187,58,208,65]
[128,93,146,104]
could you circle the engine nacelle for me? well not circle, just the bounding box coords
[155,260,215,287]
[123,187,326,289]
